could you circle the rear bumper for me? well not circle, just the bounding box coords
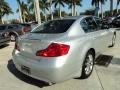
[0,37,10,46]
[12,50,81,83]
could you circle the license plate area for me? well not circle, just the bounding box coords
[21,65,31,74]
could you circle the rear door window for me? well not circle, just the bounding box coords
[31,19,75,33]
[80,17,97,33]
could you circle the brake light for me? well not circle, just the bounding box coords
[36,43,70,57]
[22,27,29,33]
[15,43,20,51]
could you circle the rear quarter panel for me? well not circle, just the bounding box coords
[53,34,96,78]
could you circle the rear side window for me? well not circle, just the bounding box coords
[31,20,75,33]
[0,26,6,30]
[80,17,97,33]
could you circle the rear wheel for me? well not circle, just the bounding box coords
[81,50,94,79]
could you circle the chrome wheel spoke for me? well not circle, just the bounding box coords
[85,54,93,75]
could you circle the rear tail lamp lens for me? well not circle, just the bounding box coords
[36,43,70,57]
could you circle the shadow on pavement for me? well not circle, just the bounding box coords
[95,55,113,67]
[0,44,9,49]
[7,59,49,88]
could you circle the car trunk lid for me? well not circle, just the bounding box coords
[18,33,66,59]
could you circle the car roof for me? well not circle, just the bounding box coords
[63,15,92,20]
[0,24,19,26]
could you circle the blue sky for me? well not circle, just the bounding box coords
[3,0,120,20]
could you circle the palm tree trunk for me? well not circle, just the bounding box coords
[0,18,2,24]
[35,0,41,24]
[110,0,113,15]
[1,18,4,24]
[18,5,23,23]
[101,3,103,18]
[71,2,73,16]
[45,14,47,22]
[34,2,37,21]
[59,3,61,18]
[73,1,76,16]
[50,0,53,20]
[116,3,119,14]
[44,9,47,22]
[23,15,26,23]
[95,2,99,17]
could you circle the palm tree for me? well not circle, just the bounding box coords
[16,0,23,23]
[27,0,38,21]
[28,0,49,22]
[52,0,65,18]
[47,0,53,20]
[0,0,13,24]
[28,0,42,23]
[17,1,30,23]
[91,0,107,17]
[39,0,49,21]
[67,0,82,16]
[116,0,120,13]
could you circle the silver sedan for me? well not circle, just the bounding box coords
[12,16,116,84]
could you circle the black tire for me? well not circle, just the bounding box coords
[111,33,116,47]
[80,50,95,79]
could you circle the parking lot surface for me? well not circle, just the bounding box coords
[0,30,120,90]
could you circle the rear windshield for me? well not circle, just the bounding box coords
[31,20,75,33]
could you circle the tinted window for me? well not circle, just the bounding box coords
[0,26,6,30]
[8,26,14,29]
[31,20,75,33]
[20,24,30,27]
[81,17,97,33]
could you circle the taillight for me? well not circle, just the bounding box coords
[36,43,70,57]
[22,27,29,33]
[15,43,20,51]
